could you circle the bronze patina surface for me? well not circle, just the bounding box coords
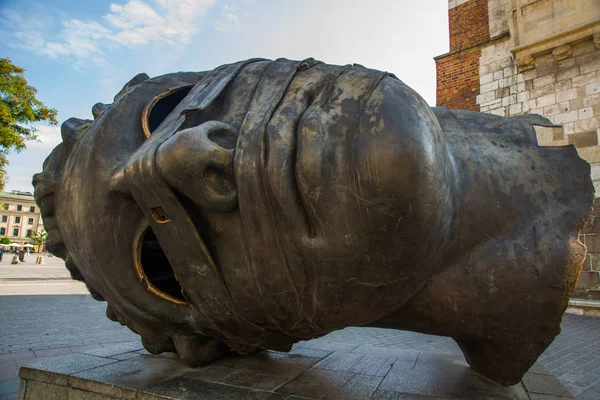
[33,58,594,386]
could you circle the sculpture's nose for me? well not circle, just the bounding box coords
[32,172,43,188]
[155,120,238,212]
[32,172,50,198]
[32,171,57,210]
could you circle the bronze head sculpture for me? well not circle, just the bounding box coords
[33,58,594,386]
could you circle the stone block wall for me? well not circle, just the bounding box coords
[477,36,600,138]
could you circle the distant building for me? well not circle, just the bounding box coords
[0,190,44,246]
[435,0,599,298]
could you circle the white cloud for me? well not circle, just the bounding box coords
[27,125,63,151]
[2,0,216,61]
[215,5,241,32]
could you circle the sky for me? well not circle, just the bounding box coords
[0,0,449,193]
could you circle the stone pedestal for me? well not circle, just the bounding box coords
[17,335,574,400]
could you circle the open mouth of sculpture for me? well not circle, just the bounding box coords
[135,226,187,304]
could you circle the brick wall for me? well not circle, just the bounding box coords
[449,0,490,52]
[436,0,491,110]
[436,48,481,110]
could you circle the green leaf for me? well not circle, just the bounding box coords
[0,58,57,190]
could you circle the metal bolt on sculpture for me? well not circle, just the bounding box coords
[33,58,594,386]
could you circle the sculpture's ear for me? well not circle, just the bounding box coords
[155,121,238,212]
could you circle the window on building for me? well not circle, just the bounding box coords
[1,216,6,222]
[29,206,35,213]
[0,228,5,235]
[28,218,34,224]
[13,228,19,236]
[16,205,22,211]
[14,216,20,223]
[26,229,32,237]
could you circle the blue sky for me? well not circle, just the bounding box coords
[0,0,449,192]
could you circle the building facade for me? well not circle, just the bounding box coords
[0,190,44,246]
[436,0,600,298]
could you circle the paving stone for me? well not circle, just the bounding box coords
[294,339,358,353]
[83,341,144,358]
[0,294,138,357]
[68,353,190,398]
[378,354,529,400]
[284,397,316,400]
[577,380,600,400]
[528,394,575,400]
[19,353,117,386]
[144,374,287,399]
[558,371,585,383]
[312,351,396,377]
[211,351,320,378]
[0,367,19,383]
[277,368,383,400]
[567,365,600,394]
[287,346,333,359]
[15,355,60,369]
[522,373,574,398]
[106,352,140,361]
[527,362,552,376]
[0,360,18,371]
[1,287,595,400]
[370,390,442,399]
[224,370,290,391]
[350,345,420,362]
[69,345,103,354]
[183,365,245,383]
[32,347,72,358]
[0,353,34,363]
[0,380,19,397]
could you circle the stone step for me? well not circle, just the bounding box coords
[567,298,600,317]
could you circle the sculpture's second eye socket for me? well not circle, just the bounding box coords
[134,226,187,304]
[142,85,194,137]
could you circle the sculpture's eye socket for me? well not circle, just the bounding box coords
[134,226,188,304]
[142,85,194,137]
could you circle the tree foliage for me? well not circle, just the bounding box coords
[27,230,47,246]
[0,58,57,189]
[0,237,10,244]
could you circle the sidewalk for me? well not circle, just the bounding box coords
[0,254,139,399]
[2,256,600,399]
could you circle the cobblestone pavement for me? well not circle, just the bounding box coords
[1,256,600,399]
